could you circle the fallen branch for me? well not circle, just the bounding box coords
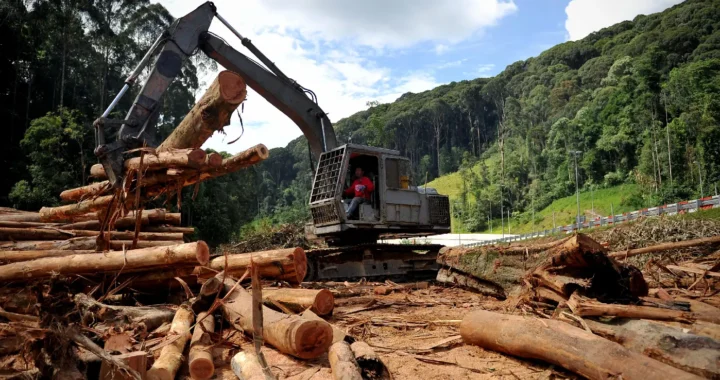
[609,235,720,259]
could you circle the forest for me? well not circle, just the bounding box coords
[1,0,719,243]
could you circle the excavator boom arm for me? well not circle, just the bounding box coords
[95,1,337,187]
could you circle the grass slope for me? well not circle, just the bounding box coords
[427,168,639,233]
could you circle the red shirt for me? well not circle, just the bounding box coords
[344,176,375,199]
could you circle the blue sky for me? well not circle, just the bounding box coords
[159,0,683,153]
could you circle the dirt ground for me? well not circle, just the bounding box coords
[203,283,575,380]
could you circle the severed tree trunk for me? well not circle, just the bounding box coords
[435,267,506,299]
[231,351,273,380]
[350,341,385,379]
[0,241,209,281]
[583,318,720,378]
[0,227,182,241]
[189,312,215,380]
[217,276,333,359]
[609,235,720,259]
[39,195,117,222]
[460,309,702,380]
[567,293,717,324]
[0,249,94,264]
[158,71,247,151]
[74,293,175,332]
[89,148,207,179]
[262,288,334,316]
[202,247,306,284]
[328,341,363,380]
[147,305,194,380]
[0,238,178,251]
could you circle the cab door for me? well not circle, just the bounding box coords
[383,157,420,223]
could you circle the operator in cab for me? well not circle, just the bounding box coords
[344,167,375,220]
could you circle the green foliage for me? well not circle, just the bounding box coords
[10,108,91,209]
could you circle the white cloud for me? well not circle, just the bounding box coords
[476,64,496,77]
[435,44,450,55]
[436,59,468,70]
[155,0,515,153]
[565,0,683,41]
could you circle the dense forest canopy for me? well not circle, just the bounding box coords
[1,0,719,243]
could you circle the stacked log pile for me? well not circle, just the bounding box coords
[444,233,720,379]
[0,71,381,380]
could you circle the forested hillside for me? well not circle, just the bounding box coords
[256,0,720,233]
[2,0,720,244]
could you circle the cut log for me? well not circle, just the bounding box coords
[0,249,94,263]
[218,276,333,359]
[189,312,215,380]
[0,213,41,223]
[99,352,148,380]
[143,144,269,196]
[0,221,59,228]
[117,266,197,290]
[147,305,194,380]
[583,318,720,378]
[0,238,178,251]
[350,341,385,380]
[231,351,272,380]
[39,195,116,222]
[0,227,183,241]
[89,148,207,179]
[262,288,334,316]
[142,226,194,234]
[609,235,720,259]
[567,294,700,323]
[460,309,702,380]
[436,267,506,299]
[60,181,112,202]
[203,247,306,284]
[0,241,209,281]
[59,215,149,231]
[300,309,345,344]
[328,341,362,380]
[205,152,223,168]
[74,293,176,331]
[158,71,247,151]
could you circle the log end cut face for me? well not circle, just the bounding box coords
[289,318,333,359]
[189,359,214,380]
[292,247,308,284]
[311,289,335,316]
[195,241,211,265]
[218,71,248,104]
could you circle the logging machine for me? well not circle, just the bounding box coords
[94,2,451,280]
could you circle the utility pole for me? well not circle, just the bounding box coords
[610,203,614,224]
[552,211,556,229]
[571,151,582,230]
[591,185,594,216]
[508,210,511,234]
[663,91,673,186]
[697,161,704,198]
[489,201,493,233]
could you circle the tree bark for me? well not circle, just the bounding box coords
[89,148,207,179]
[262,288,334,316]
[350,341,385,379]
[328,341,363,380]
[189,312,215,380]
[609,235,720,259]
[435,267,506,299]
[59,181,111,202]
[583,318,720,378]
[0,249,94,264]
[0,227,182,241]
[203,247,307,284]
[158,71,247,151]
[219,277,333,359]
[566,294,704,323]
[0,238,178,251]
[147,305,194,380]
[74,293,175,332]
[231,351,271,380]
[460,309,702,380]
[0,241,209,281]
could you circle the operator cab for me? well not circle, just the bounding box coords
[308,144,450,245]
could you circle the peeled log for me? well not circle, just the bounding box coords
[328,341,362,380]
[219,277,333,359]
[147,305,194,380]
[584,318,720,378]
[59,216,149,231]
[39,195,116,222]
[60,181,111,202]
[0,238,178,251]
[158,71,247,151]
[189,312,215,380]
[262,288,334,316]
[89,148,207,179]
[0,249,94,264]
[231,351,270,380]
[204,247,306,284]
[144,144,269,196]
[0,227,182,241]
[460,309,702,380]
[0,241,209,282]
